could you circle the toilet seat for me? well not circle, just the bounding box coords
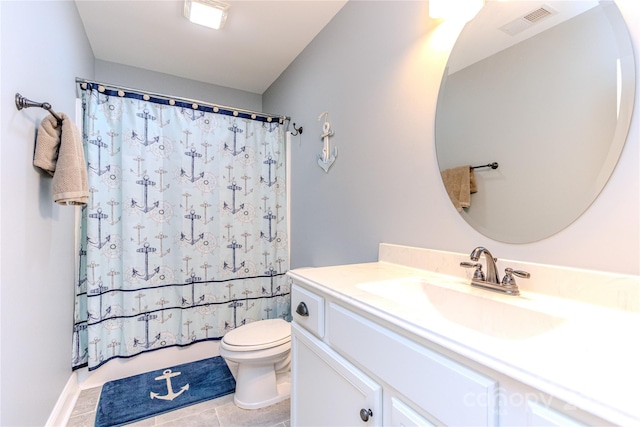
[221,318,291,352]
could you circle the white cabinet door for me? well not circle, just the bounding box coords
[327,302,498,426]
[527,400,587,427]
[390,397,437,427]
[292,322,382,427]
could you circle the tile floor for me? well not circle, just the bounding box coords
[66,387,291,427]
[66,357,290,427]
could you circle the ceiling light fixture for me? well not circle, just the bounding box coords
[184,0,230,30]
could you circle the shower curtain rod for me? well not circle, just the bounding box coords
[75,78,291,123]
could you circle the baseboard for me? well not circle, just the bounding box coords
[46,372,80,427]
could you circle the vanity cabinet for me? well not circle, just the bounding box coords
[292,323,382,426]
[291,282,498,426]
[290,278,604,427]
[291,285,382,426]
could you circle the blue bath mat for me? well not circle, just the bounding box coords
[95,356,235,427]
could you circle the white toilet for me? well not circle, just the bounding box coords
[219,318,291,409]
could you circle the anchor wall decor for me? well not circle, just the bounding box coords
[317,112,337,173]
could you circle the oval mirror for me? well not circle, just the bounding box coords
[435,1,635,243]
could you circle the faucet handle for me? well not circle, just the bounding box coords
[461,261,485,281]
[501,268,530,286]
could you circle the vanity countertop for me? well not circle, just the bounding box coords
[287,246,640,426]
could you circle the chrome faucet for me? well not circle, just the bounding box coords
[469,246,500,284]
[461,246,530,296]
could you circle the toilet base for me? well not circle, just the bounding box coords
[233,364,291,409]
[234,380,291,410]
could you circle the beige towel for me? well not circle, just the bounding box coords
[33,114,60,176]
[440,165,477,212]
[33,113,88,205]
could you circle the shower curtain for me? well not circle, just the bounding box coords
[72,83,290,371]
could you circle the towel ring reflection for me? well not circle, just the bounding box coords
[471,162,498,170]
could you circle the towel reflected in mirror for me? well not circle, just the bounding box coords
[440,165,477,212]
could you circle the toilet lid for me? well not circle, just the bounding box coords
[222,318,291,351]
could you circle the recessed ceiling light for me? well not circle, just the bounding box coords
[184,0,229,30]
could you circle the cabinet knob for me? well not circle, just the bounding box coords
[296,301,309,317]
[359,408,373,422]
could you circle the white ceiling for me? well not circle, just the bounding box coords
[446,1,599,74]
[75,0,348,95]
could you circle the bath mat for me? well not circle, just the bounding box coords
[94,356,235,427]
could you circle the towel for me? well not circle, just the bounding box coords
[33,114,60,176]
[33,113,88,205]
[440,165,477,212]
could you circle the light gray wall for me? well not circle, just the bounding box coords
[263,0,640,275]
[0,5,269,425]
[0,2,94,426]
[94,60,263,112]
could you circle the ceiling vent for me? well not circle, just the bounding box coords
[499,5,557,36]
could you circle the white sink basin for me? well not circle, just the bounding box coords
[357,277,565,340]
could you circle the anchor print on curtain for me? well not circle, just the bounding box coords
[72,83,290,371]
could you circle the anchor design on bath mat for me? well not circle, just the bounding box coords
[317,111,337,172]
[150,369,190,401]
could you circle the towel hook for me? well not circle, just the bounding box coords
[15,93,63,125]
[291,123,303,136]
